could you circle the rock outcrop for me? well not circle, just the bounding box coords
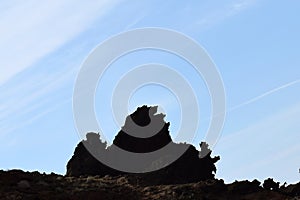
[67,105,220,185]
[263,178,280,191]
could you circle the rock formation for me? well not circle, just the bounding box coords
[1,106,300,199]
[67,105,220,185]
[263,178,280,191]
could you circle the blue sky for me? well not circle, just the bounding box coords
[0,0,300,184]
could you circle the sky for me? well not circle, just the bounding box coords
[0,0,299,184]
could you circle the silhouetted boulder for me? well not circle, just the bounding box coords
[113,106,172,153]
[263,178,280,191]
[66,133,121,177]
[66,105,220,185]
[228,179,262,194]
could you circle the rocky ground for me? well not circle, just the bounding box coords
[0,170,299,200]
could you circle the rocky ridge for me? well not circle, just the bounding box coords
[0,170,299,200]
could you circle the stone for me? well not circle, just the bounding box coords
[66,105,220,185]
[263,178,280,191]
[18,180,30,189]
[37,181,49,186]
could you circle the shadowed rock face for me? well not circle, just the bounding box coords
[66,105,220,185]
[113,106,172,153]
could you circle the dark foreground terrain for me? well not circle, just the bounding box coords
[0,170,299,200]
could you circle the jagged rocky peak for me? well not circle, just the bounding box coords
[124,105,164,126]
[84,132,107,147]
[67,105,220,185]
[113,105,172,153]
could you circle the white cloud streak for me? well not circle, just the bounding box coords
[229,79,300,112]
[0,0,121,85]
[0,65,78,138]
[0,65,77,119]
[195,0,257,29]
[0,0,122,140]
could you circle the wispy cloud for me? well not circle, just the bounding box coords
[216,101,300,182]
[0,97,72,142]
[195,0,257,29]
[0,0,121,85]
[0,62,77,115]
[232,143,300,177]
[0,0,123,142]
[228,79,300,112]
[231,0,256,13]
[0,64,77,138]
[124,14,147,30]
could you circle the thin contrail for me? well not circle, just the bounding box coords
[228,79,300,112]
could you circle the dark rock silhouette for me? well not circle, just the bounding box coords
[228,179,262,195]
[66,133,121,177]
[263,178,280,191]
[67,105,220,185]
[113,106,172,153]
[1,107,300,199]
[280,182,300,196]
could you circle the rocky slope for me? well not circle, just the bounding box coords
[0,170,299,200]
